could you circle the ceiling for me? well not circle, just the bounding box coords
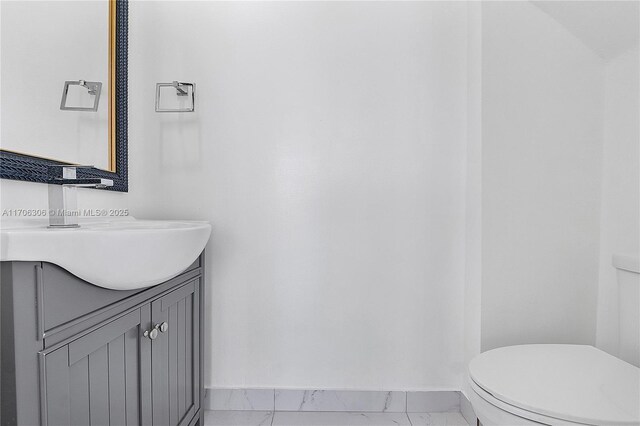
[532,0,640,61]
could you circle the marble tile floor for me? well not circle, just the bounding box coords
[204,410,470,426]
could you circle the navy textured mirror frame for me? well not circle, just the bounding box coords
[0,0,128,192]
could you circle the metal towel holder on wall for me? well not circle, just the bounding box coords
[155,81,195,112]
[60,80,102,111]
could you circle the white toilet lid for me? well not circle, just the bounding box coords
[469,344,640,426]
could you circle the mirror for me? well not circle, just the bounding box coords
[0,0,128,191]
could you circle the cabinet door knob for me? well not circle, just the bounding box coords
[143,322,168,339]
[144,328,159,340]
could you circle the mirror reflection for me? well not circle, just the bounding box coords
[1,1,111,170]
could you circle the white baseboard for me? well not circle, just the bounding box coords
[204,388,464,413]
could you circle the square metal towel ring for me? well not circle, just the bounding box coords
[155,81,195,112]
[60,80,102,111]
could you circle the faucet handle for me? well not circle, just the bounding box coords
[47,164,95,168]
[47,164,113,188]
[47,164,96,175]
[61,178,114,188]
[47,164,95,179]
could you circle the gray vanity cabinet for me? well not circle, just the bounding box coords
[151,282,200,426]
[39,307,150,426]
[1,255,205,426]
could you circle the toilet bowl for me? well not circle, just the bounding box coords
[468,254,640,426]
[469,344,640,425]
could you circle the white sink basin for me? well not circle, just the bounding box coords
[0,217,211,290]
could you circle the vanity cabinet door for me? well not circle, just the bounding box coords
[151,280,201,426]
[39,307,151,426]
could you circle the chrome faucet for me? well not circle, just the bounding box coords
[48,165,114,228]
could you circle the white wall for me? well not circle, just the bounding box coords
[463,0,482,398]
[595,48,640,356]
[4,0,630,394]
[481,1,605,351]
[128,1,470,390]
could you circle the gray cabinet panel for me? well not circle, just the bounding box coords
[42,268,202,348]
[42,263,138,333]
[178,298,187,416]
[88,346,110,425]
[185,296,193,410]
[40,307,147,426]
[108,334,127,426]
[1,252,204,426]
[43,347,71,426]
[169,300,179,426]
[125,326,141,426]
[1,262,43,426]
[151,280,200,426]
[152,296,170,426]
[41,258,201,340]
[69,357,90,426]
[69,310,141,364]
[140,303,154,426]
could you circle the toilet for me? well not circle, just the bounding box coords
[468,254,640,426]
